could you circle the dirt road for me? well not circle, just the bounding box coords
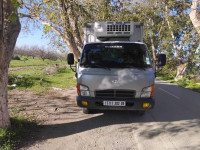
[9,79,200,150]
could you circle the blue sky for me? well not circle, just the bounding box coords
[16,27,49,48]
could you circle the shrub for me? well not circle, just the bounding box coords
[8,75,34,88]
[157,72,174,81]
[176,78,189,87]
[0,116,37,149]
[186,74,196,80]
[57,68,71,74]
[16,77,34,88]
[12,56,21,60]
[8,75,17,85]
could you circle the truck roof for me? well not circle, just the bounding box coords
[84,41,145,45]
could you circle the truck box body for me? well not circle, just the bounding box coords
[84,21,144,44]
[75,21,155,113]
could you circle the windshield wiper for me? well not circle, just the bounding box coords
[80,62,149,70]
[80,64,111,70]
[123,63,148,70]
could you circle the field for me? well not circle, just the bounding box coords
[2,56,200,149]
[8,57,76,93]
[157,73,200,93]
[0,57,76,150]
[10,57,65,68]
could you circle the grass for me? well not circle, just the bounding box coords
[157,72,200,93]
[156,72,175,82]
[9,57,76,93]
[10,56,65,68]
[176,78,200,93]
[8,67,76,93]
[3,57,75,149]
[0,116,38,150]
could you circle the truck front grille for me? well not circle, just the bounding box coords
[95,90,135,98]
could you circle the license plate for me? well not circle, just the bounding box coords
[103,101,126,106]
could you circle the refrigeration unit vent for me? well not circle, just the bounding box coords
[94,21,134,38]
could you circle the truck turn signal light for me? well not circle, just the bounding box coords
[143,103,150,108]
[81,101,88,106]
[150,85,156,98]
[76,84,80,96]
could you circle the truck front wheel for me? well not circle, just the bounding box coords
[83,108,91,114]
[137,110,146,116]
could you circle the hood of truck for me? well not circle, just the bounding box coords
[77,67,155,97]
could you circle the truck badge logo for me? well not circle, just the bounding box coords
[112,80,119,84]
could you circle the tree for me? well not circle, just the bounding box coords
[133,0,167,68]
[19,0,199,80]
[19,0,136,60]
[133,0,200,79]
[190,0,200,36]
[20,0,92,60]
[0,0,21,128]
[163,0,199,80]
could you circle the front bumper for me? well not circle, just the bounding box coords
[77,96,155,110]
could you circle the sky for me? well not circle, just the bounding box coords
[16,27,49,48]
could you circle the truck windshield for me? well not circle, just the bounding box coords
[80,43,151,69]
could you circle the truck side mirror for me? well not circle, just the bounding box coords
[158,54,166,66]
[67,53,74,65]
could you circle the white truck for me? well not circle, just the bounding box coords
[67,21,166,115]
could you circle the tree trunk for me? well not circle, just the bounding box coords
[150,36,157,70]
[175,63,188,81]
[68,2,83,51]
[62,34,81,61]
[190,0,200,36]
[0,0,21,128]
[0,68,10,128]
[56,0,81,61]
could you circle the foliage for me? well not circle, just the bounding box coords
[14,46,66,61]
[18,0,200,78]
[176,78,200,93]
[10,56,65,68]
[14,75,34,88]
[9,57,76,92]
[57,67,72,74]
[11,0,21,8]
[9,11,18,22]
[176,77,189,87]
[157,72,175,81]
[11,56,20,60]
[0,116,37,150]
[157,73,200,93]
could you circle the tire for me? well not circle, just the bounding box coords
[83,108,91,114]
[137,110,146,116]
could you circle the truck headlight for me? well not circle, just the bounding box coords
[80,91,90,96]
[80,85,89,91]
[76,84,90,96]
[141,85,155,98]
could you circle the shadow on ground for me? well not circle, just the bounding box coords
[12,80,200,149]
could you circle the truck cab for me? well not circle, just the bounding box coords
[68,21,166,114]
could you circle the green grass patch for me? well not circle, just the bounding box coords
[157,73,200,93]
[0,116,38,150]
[156,72,175,82]
[9,57,75,92]
[176,78,200,93]
[8,67,76,93]
[10,56,66,68]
